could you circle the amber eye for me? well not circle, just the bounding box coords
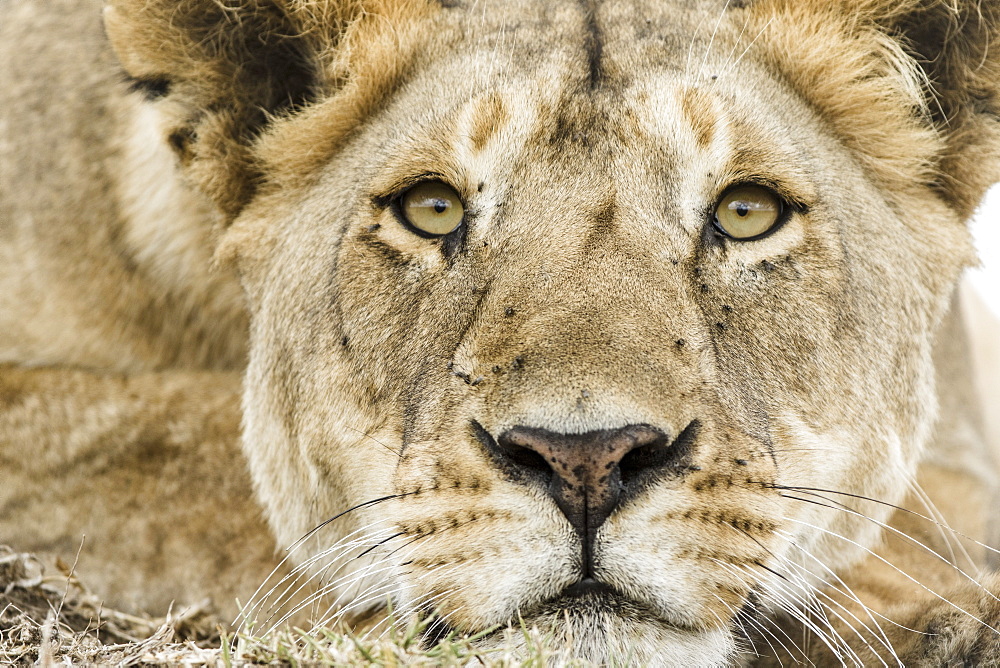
[713,185,783,240]
[400,181,464,236]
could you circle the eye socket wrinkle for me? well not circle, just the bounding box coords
[369,171,451,209]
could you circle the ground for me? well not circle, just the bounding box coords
[0,545,586,666]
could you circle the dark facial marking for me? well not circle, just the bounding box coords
[469,92,508,152]
[124,74,172,100]
[357,226,413,268]
[680,87,717,149]
[582,194,619,252]
[167,127,195,161]
[579,0,604,88]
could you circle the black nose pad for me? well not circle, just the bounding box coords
[493,423,686,547]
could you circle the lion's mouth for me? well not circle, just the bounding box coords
[549,578,623,609]
[417,578,673,647]
[532,577,661,618]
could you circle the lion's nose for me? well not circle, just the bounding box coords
[492,423,689,558]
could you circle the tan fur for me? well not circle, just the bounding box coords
[680,87,719,150]
[2,0,1000,663]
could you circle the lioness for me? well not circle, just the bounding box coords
[2,0,1000,663]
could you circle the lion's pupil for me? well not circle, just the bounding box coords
[433,199,448,214]
[736,203,750,217]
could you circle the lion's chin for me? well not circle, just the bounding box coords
[446,582,736,666]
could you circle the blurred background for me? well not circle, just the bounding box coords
[971,185,999,318]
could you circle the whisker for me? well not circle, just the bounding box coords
[717,595,764,659]
[356,532,407,560]
[719,16,773,79]
[723,516,884,657]
[713,559,830,665]
[370,578,467,645]
[360,578,450,638]
[294,491,418,549]
[315,531,478,637]
[698,0,733,78]
[780,492,1000,605]
[785,516,1000,635]
[344,425,403,457]
[760,482,1000,558]
[729,551,869,665]
[320,582,417,637]
[245,525,399,632]
[239,493,414,631]
[310,577,414,634]
[719,8,751,75]
[714,579,802,663]
[267,558,408,635]
[312,538,466,633]
[684,2,715,82]
[726,563,843,665]
[262,528,423,634]
[908,478,976,571]
[313,552,410,609]
[781,532,924,634]
[758,573,860,666]
[756,572,854,664]
[762,555,897,667]
[745,603,811,665]
[707,597,757,657]
[245,520,397,619]
[381,514,488,562]
[772,531,911,661]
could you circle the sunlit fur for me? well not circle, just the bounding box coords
[2,0,1000,664]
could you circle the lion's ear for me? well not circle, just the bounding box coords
[104,0,433,219]
[750,0,1000,217]
[878,0,1000,215]
[104,1,315,218]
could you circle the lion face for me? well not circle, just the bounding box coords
[212,1,978,662]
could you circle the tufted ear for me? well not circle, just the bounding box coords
[748,0,1000,218]
[104,0,436,219]
[881,0,1000,216]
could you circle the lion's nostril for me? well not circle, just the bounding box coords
[490,423,692,526]
[619,441,663,485]
[619,420,699,487]
[499,439,553,479]
[471,420,554,484]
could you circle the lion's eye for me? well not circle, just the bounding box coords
[713,185,783,240]
[400,181,464,236]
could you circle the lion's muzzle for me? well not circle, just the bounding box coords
[473,420,697,576]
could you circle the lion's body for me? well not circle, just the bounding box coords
[2,0,1000,663]
[0,0,272,615]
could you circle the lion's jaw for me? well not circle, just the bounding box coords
[230,1,973,662]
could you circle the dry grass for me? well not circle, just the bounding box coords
[1,545,222,665]
[0,545,591,666]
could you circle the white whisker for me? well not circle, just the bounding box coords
[783,490,1000,606]
[786,517,1000,635]
[908,478,976,571]
[719,16,773,79]
[698,0,732,78]
[765,559,892,667]
[720,9,752,76]
[772,483,1000,560]
[246,525,400,632]
[760,577,860,666]
[772,535,907,664]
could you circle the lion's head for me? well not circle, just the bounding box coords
[103,0,1000,662]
